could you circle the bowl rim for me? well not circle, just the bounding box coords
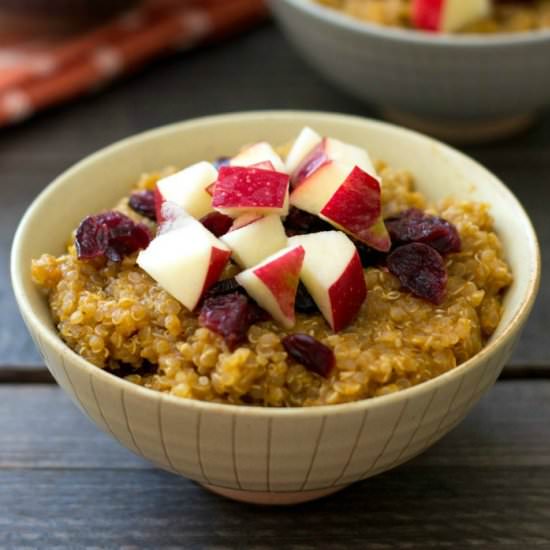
[275,0,550,47]
[11,110,541,418]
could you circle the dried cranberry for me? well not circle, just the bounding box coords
[387,243,447,305]
[283,207,332,236]
[282,334,335,378]
[200,212,233,237]
[204,277,245,298]
[386,209,461,255]
[199,292,267,350]
[295,282,318,314]
[75,211,151,262]
[128,190,156,221]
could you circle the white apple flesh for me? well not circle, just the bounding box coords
[230,141,286,173]
[412,0,491,32]
[221,214,288,268]
[137,212,231,311]
[155,161,217,221]
[235,245,305,329]
[285,127,322,175]
[288,231,367,332]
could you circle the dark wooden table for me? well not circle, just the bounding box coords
[1,22,549,548]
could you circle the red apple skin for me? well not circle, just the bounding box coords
[329,251,367,332]
[412,0,444,31]
[154,186,164,223]
[320,167,391,252]
[321,166,380,233]
[212,166,289,210]
[254,246,305,321]
[200,247,232,307]
[292,138,330,189]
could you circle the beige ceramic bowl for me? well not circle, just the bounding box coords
[11,112,540,505]
[269,0,550,142]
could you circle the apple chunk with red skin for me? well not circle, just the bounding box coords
[235,245,305,329]
[137,207,231,311]
[285,127,322,174]
[212,165,290,216]
[230,141,286,173]
[320,166,391,252]
[288,232,367,332]
[412,0,491,32]
[290,137,377,215]
[292,136,377,190]
[155,161,217,222]
[221,213,288,268]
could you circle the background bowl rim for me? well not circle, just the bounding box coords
[11,110,541,418]
[275,0,550,47]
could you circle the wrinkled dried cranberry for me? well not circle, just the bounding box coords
[282,334,335,378]
[386,209,461,255]
[128,190,156,221]
[204,277,245,298]
[75,211,151,262]
[283,206,332,236]
[295,282,318,314]
[213,156,231,169]
[200,211,233,237]
[387,243,447,305]
[199,292,268,349]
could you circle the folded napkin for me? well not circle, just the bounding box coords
[0,0,267,126]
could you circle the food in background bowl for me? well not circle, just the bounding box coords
[31,127,512,407]
[316,0,550,34]
[269,1,550,142]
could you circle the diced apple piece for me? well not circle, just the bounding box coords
[290,158,353,216]
[221,214,288,268]
[155,161,217,222]
[236,245,305,329]
[290,137,378,214]
[288,232,367,332]
[320,166,391,252]
[412,0,491,32]
[285,127,322,175]
[230,141,286,173]
[137,213,231,311]
[293,137,377,188]
[212,165,290,216]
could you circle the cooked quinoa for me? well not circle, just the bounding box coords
[31,158,512,407]
[315,0,550,33]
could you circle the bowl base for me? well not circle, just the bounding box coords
[199,482,349,505]
[381,109,535,144]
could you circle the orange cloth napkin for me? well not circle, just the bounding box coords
[0,0,267,126]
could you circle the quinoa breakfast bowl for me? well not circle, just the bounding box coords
[269,0,550,142]
[12,112,539,504]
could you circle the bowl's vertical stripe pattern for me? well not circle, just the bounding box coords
[20,307,525,498]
